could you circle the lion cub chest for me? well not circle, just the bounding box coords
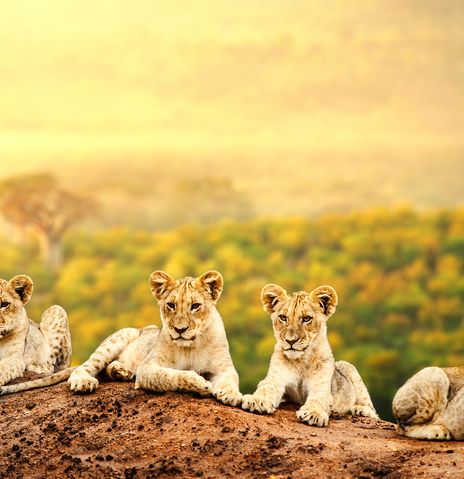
[284,380,306,405]
[166,347,211,375]
[281,355,332,405]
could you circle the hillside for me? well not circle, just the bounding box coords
[1,378,462,478]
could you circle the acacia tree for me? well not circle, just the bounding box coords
[0,173,94,269]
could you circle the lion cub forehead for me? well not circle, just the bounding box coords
[0,279,14,297]
[166,277,207,301]
[288,291,312,306]
[279,291,314,313]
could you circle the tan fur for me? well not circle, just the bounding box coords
[393,366,464,440]
[68,270,241,407]
[241,283,377,426]
[135,270,241,406]
[68,325,159,393]
[0,275,71,391]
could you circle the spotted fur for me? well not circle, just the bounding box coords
[241,283,377,426]
[0,275,71,391]
[68,325,160,393]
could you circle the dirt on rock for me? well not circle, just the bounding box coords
[0,376,463,479]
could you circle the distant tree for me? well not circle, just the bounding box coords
[0,173,94,269]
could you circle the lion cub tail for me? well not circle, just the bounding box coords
[0,366,78,395]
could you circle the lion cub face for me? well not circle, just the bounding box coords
[0,275,33,338]
[149,270,223,347]
[261,283,338,359]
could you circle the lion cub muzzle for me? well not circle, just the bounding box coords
[282,337,305,352]
[170,324,197,343]
[168,322,197,344]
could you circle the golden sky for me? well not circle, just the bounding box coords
[1,0,463,169]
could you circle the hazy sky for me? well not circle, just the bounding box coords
[1,0,463,171]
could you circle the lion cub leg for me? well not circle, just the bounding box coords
[400,423,452,440]
[241,363,290,414]
[37,305,72,374]
[210,368,242,407]
[106,327,160,382]
[297,368,334,427]
[69,328,141,393]
[333,360,378,419]
[431,387,464,440]
[241,379,286,414]
[393,367,451,440]
[136,360,213,396]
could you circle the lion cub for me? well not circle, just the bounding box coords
[241,283,377,426]
[393,366,464,440]
[1,270,241,407]
[134,270,242,406]
[69,269,241,406]
[0,275,71,386]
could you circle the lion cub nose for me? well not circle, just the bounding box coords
[174,326,188,334]
[286,338,298,346]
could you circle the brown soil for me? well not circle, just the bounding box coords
[1,377,463,479]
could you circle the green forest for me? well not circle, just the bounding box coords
[1,207,463,420]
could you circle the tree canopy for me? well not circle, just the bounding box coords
[0,207,463,420]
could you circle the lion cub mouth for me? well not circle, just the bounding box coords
[171,335,197,345]
[282,344,307,358]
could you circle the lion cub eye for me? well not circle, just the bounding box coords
[166,302,176,310]
[0,302,10,309]
[278,314,288,323]
[190,303,201,311]
[302,315,313,323]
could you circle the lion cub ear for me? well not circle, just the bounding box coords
[310,285,338,318]
[149,271,175,300]
[9,275,33,305]
[261,284,287,315]
[196,270,224,302]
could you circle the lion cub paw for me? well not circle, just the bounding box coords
[297,401,329,427]
[241,394,275,414]
[350,405,379,419]
[404,424,452,441]
[213,384,242,407]
[181,371,213,396]
[68,373,99,394]
[106,361,134,381]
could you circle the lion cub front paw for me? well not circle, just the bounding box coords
[181,371,213,397]
[68,373,99,394]
[350,405,379,419]
[297,401,329,427]
[241,394,275,414]
[213,384,242,407]
[106,361,134,381]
